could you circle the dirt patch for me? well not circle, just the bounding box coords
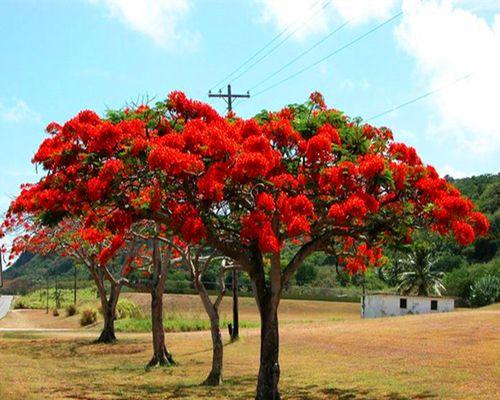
[0,309,84,330]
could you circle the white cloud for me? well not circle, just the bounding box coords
[396,0,500,155]
[437,164,468,178]
[256,0,398,39]
[88,0,198,49]
[332,0,399,24]
[256,0,330,39]
[0,100,41,124]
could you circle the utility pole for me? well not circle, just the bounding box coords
[73,263,77,306]
[208,84,250,112]
[361,272,366,318]
[0,254,3,289]
[54,274,60,309]
[209,84,249,341]
[231,269,239,341]
[46,273,49,314]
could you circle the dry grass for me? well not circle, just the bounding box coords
[0,299,498,400]
[123,292,360,323]
[0,294,359,331]
[0,309,84,330]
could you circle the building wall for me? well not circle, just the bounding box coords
[362,295,454,318]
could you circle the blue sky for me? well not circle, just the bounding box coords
[1,0,499,219]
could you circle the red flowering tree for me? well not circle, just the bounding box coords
[1,215,125,342]
[1,211,135,343]
[3,106,185,367]
[6,91,489,399]
[137,92,488,399]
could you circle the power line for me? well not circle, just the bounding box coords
[248,19,350,92]
[365,73,473,122]
[209,0,325,92]
[210,0,331,90]
[209,31,289,93]
[229,0,332,86]
[250,11,403,99]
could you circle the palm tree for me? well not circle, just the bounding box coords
[397,244,445,296]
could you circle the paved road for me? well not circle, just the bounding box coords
[0,295,13,320]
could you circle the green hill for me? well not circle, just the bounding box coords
[4,252,74,282]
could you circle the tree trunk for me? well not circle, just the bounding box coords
[94,278,120,344]
[98,302,117,343]
[194,276,224,386]
[147,287,174,368]
[255,301,281,400]
[249,249,282,400]
[203,314,224,386]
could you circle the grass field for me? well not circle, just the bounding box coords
[1,292,359,331]
[0,295,498,399]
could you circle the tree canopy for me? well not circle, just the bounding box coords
[1,91,489,400]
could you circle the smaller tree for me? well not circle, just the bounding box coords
[172,243,237,386]
[2,216,129,343]
[294,262,318,286]
[397,242,445,296]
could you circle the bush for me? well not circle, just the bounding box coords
[115,315,259,333]
[469,275,500,307]
[80,308,98,326]
[13,300,27,309]
[98,298,144,320]
[434,254,465,273]
[444,258,500,299]
[52,308,60,317]
[115,298,144,319]
[66,304,78,317]
[11,287,98,310]
[295,263,318,286]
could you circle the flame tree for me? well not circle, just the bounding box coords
[3,92,489,399]
[2,216,129,343]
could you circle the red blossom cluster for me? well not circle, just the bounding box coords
[2,91,489,276]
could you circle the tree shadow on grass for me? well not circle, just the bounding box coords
[13,337,438,400]
[320,388,438,400]
[63,374,438,400]
[180,339,240,358]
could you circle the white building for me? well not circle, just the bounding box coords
[362,293,455,318]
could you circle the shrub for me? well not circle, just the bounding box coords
[469,275,500,307]
[66,304,78,317]
[295,263,318,286]
[98,298,144,320]
[11,287,97,310]
[52,308,60,317]
[114,315,259,333]
[13,300,27,309]
[115,298,144,319]
[444,258,500,299]
[80,308,98,326]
